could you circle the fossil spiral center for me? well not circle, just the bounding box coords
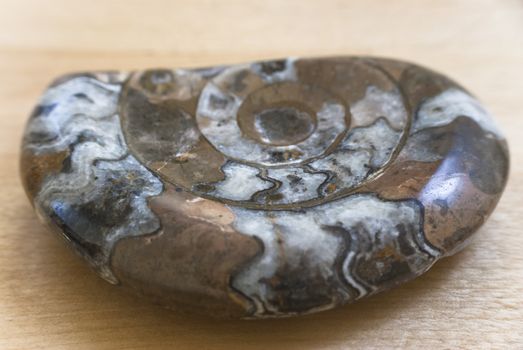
[253,106,316,146]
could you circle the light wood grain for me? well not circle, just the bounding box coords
[1,0,522,349]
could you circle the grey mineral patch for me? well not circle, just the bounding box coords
[26,76,163,283]
[231,194,439,317]
[413,88,504,138]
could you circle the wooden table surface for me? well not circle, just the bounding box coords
[1,1,522,349]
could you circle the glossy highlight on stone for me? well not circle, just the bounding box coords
[20,57,509,318]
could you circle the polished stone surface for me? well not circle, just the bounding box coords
[20,57,509,318]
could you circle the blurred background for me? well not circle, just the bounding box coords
[0,1,522,349]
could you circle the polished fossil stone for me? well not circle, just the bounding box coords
[20,57,509,318]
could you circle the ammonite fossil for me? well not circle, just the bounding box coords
[20,57,509,318]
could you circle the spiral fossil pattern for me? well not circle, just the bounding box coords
[20,57,509,318]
